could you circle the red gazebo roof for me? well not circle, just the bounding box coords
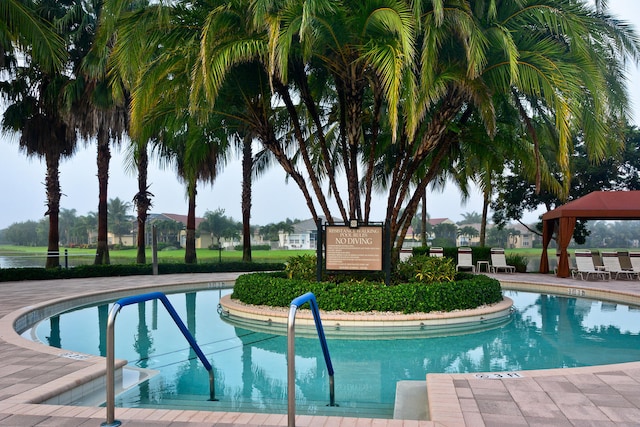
[542,191,640,220]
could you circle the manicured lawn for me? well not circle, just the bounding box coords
[0,245,314,266]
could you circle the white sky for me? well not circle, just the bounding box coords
[0,0,638,230]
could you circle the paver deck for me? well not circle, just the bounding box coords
[0,271,639,426]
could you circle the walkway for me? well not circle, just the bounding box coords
[0,272,638,426]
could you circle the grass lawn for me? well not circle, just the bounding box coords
[0,245,314,266]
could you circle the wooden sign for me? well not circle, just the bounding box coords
[325,226,383,271]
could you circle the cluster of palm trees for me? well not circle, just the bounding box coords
[2,0,638,268]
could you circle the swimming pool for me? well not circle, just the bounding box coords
[27,288,640,419]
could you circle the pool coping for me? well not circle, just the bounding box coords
[0,272,640,426]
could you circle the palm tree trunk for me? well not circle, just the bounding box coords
[241,133,252,262]
[185,179,197,264]
[480,190,489,247]
[45,151,61,269]
[421,189,427,246]
[135,141,151,264]
[95,128,111,265]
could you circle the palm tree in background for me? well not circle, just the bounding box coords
[108,197,132,245]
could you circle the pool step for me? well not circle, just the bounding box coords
[393,381,428,420]
[130,394,393,419]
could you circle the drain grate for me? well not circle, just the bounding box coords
[59,352,90,360]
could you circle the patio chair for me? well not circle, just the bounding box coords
[601,251,639,280]
[617,251,635,271]
[629,252,640,271]
[456,247,475,273]
[399,248,413,262]
[490,248,515,273]
[429,247,444,257]
[554,252,578,278]
[574,250,610,281]
[591,250,605,270]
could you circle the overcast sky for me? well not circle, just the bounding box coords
[0,0,638,230]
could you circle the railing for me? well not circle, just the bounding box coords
[101,292,215,427]
[287,292,336,427]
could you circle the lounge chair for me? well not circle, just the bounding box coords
[617,252,640,280]
[601,251,639,280]
[629,252,640,271]
[554,252,578,278]
[490,248,515,273]
[456,247,475,273]
[429,247,444,257]
[574,250,610,281]
[591,250,605,271]
[399,248,413,262]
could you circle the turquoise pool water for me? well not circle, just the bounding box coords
[30,289,640,419]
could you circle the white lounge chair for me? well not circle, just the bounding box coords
[490,248,515,273]
[429,247,444,257]
[554,252,578,278]
[574,250,610,281]
[399,248,413,262]
[601,251,639,280]
[456,247,475,273]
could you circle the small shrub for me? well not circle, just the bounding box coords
[506,254,528,272]
[285,254,317,280]
[396,255,456,283]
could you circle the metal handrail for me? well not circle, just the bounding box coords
[287,292,335,427]
[101,291,215,427]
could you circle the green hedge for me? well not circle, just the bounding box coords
[232,272,502,313]
[0,262,285,282]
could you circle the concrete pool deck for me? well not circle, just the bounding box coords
[0,272,639,426]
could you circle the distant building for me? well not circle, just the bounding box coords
[278,218,320,249]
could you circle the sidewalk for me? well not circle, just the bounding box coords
[0,272,638,426]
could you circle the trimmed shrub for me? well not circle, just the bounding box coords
[232,272,502,314]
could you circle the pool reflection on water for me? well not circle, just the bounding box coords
[30,289,640,418]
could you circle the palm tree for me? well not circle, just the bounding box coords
[0,0,65,71]
[108,197,133,245]
[61,0,129,265]
[108,0,639,264]
[130,139,153,263]
[59,208,78,246]
[0,1,82,268]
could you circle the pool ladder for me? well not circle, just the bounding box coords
[101,292,216,427]
[101,291,336,427]
[288,292,336,427]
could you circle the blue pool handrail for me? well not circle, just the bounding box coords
[102,291,215,427]
[287,292,335,427]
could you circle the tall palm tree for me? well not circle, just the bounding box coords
[62,0,129,265]
[130,138,153,263]
[0,1,80,268]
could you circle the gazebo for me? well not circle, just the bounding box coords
[539,191,640,277]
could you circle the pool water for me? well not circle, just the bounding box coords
[30,289,640,419]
